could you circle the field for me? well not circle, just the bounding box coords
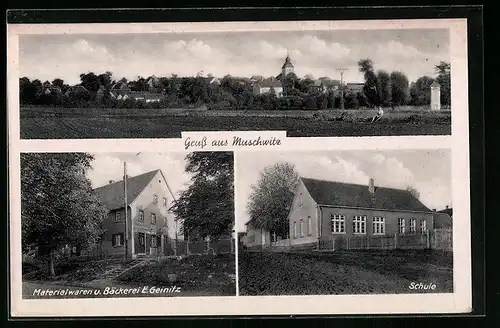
[20,107,451,139]
[238,250,453,295]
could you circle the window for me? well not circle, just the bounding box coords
[151,213,156,225]
[248,235,255,243]
[420,219,427,233]
[373,217,385,235]
[308,217,312,236]
[293,222,297,238]
[153,194,158,205]
[151,235,157,247]
[299,220,304,237]
[398,218,405,234]
[114,211,121,222]
[299,193,303,206]
[163,197,167,207]
[331,214,346,233]
[353,216,366,234]
[139,234,145,246]
[409,218,416,233]
[164,216,167,226]
[138,210,144,222]
[112,233,124,247]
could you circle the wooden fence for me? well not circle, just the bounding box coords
[175,238,235,256]
[317,229,452,251]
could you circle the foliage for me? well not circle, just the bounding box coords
[246,162,299,238]
[390,71,411,106]
[170,152,234,241]
[434,61,451,106]
[406,186,420,200]
[21,153,108,276]
[19,60,450,110]
[410,76,436,106]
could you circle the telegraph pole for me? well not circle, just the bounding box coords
[124,162,128,261]
[337,68,348,110]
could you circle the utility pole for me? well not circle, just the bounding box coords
[337,68,348,110]
[124,162,128,261]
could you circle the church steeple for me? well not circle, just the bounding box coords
[281,52,294,78]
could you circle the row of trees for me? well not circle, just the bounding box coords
[20,59,450,110]
[22,152,234,277]
[357,59,451,107]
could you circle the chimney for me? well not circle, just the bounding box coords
[108,180,114,184]
[368,178,375,194]
[446,205,449,209]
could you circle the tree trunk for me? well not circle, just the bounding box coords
[48,248,56,278]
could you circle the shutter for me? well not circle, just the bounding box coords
[120,233,125,246]
[112,235,116,247]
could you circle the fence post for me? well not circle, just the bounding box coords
[426,229,431,249]
[394,233,398,249]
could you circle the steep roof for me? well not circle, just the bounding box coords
[301,177,432,213]
[430,81,441,88]
[282,55,294,68]
[110,90,164,99]
[93,169,160,211]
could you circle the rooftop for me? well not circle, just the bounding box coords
[301,177,432,213]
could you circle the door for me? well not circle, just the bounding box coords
[137,232,146,255]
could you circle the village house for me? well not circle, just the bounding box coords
[93,169,183,259]
[244,177,452,250]
[109,90,164,103]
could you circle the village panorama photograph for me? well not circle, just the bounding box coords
[20,151,236,298]
[236,149,453,296]
[18,28,451,139]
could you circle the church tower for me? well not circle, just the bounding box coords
[281,53,294,78]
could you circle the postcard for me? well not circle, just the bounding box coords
[7,18,471,317]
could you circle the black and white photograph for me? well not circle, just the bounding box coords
[18,25,451,139]
[21,151,236,298]
[236,149,453,296]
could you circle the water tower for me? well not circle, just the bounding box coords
[430,81,441,111]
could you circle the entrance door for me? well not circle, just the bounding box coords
[137,232,146,255]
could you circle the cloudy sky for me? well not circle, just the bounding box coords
[87,152,192,199]
[235,149,451,232]
[19,29,449,85]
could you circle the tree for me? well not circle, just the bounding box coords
[434,61,451,106]
[79,72,100,93]
[390,71,410,106]
[410,76,435,106]
[406,186,420,200]
[21,153,107,277]
[377,70,392,106]
[358,59,380,106]
[19,77,38,105]
[170,152,234,241]
[246,162,299,238]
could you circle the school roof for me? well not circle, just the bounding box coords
[301,177,432,213]
[93,169,160,211]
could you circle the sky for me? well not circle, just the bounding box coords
[235,149,451,232]
[19,28,449,85]
[87,152,192,200]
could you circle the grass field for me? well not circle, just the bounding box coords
[20,107,451,139]
[238,250,453,296]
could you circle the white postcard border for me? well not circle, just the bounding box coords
[8,18,472,317]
